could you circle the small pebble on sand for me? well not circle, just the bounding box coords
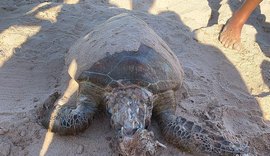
[20,130,26,137]
[33,97,39,102]
[76,144,84,154]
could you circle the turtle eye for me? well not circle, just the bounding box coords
[106,109,111,115]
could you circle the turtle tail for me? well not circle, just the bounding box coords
[39,92,97,135]
[156,111,249,155]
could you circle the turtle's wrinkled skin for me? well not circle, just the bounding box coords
[39,14,248,155]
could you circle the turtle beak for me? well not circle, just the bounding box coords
[117,128,167,156]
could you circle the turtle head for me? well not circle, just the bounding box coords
[105,86,166,155]
[106,86,153,134]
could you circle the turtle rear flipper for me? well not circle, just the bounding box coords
[39,92,97,135]
[157,112,249,155]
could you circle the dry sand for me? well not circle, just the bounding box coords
[0,0,270,155]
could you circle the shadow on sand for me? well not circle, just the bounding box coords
[0,0,269,155]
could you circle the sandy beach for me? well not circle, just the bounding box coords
[0,0,270,155]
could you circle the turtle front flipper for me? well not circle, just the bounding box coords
[153,90,248,155]
[40,93,97,135]
[39,83,100,135]
[156,111,249,155]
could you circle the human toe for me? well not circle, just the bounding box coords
[219,35,228,46]
[233,42,241,51]
[224,38,232,48]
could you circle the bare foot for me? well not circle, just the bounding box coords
[219,0,263,50]
[219,18,243,50]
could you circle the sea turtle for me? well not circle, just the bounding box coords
[39,13,248,155]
